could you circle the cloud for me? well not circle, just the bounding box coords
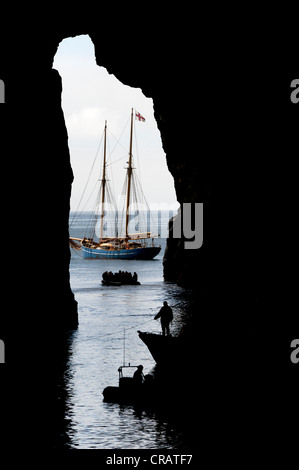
[66,106,106,139]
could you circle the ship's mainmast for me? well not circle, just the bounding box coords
[100,120,107,241]
[125,108,134,239]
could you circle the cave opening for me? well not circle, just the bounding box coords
[43,37,190,449]
[53,34,178,208]
[52,34,179,294]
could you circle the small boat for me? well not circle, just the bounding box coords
[101,280,140,286]
[101,270,141,286]
[70,110,161,260]
[101,280,122,286]
[102,364,155,404]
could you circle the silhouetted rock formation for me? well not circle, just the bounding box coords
[0,13,298,454]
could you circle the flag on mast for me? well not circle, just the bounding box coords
[135,111,146,122]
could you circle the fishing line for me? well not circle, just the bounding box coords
[96,317,155,340]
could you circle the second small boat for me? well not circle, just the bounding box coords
[101,270,140,286]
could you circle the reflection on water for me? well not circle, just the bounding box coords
[53,213,194,449]
[64,401,187,449]
[55,283,194,449]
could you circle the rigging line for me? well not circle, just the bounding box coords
[106,136,116,208]
[70,131,104,227]
[69,245,84,259]
[106,153,129,167]
[107,116,130,156]
[71,178,99,233]
[135,175,151,211]
[96,317,155,340]
[133,118,143,188]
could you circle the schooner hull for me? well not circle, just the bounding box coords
[81,245,161,260]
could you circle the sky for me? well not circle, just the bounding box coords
[53,35,179,212]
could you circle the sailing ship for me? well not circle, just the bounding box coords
[69,109,161,260]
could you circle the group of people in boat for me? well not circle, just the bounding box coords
[102,270,139,285]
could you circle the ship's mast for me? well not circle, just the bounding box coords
[125,109,134,239]
[100,120,107,242]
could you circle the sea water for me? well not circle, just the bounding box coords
[60,211,193,449]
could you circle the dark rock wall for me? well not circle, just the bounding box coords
[0,15,297,452]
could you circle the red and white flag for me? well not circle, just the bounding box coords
[135,111,146,122]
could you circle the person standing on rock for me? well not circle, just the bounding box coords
[154,301,173,336]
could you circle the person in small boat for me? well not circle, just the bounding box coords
[133,365,144,384]
[154,301,173,336]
